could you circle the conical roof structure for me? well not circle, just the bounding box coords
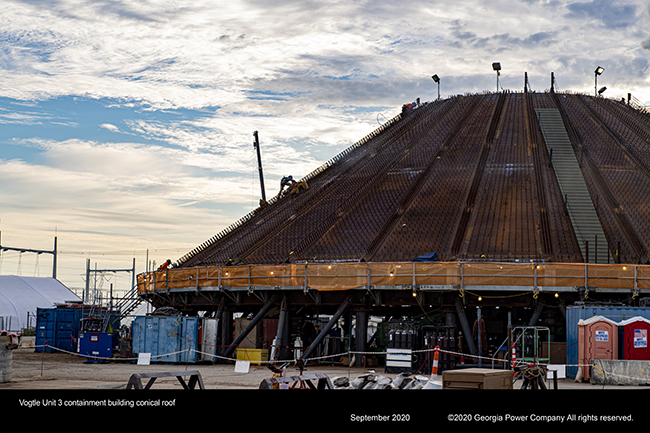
[175,91,650,268]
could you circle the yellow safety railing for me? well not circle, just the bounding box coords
[137,262,650,293]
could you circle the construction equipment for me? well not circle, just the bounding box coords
[512,326,550,366]
[78,317,114,363]
[253,131,267,202]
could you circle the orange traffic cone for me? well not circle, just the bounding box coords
[431,346,440,377]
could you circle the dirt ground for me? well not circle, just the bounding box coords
[1,347,378,390]
[2,347,648,426]
[2,346,644,390]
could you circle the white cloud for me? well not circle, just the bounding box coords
[99,123,119,132]
[3,0,649,104]
[1,0,650,290]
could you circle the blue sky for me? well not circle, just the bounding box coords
[1,0,649,296]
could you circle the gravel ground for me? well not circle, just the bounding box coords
[2,347,381,390]
[2,347,647,426]
[2,346,646,390]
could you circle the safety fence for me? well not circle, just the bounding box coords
[26,342,549,369]
[137,261,650,293]
[25,343,650,387]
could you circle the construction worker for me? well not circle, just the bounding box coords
[279,175,308,197]
[279,175,295,195]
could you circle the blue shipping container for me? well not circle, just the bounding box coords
[35,308,56,352]
[35,307,83,353]
[132,316,199,363]
[565,306,650,379]
[36,307,121,353]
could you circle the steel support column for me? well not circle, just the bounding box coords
[220,310,233,356]
[529,304,544,326]
[270,296,288,361]
[355,310,368,367]
[223,294,277,359]
[300,296,353,366]
[455,298,477,356]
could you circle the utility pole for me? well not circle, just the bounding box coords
[0,235,58,279]
[84,258,136,305]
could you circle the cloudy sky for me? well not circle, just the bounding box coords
[1,0,649,296]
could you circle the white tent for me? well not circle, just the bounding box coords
[0,276,81,332]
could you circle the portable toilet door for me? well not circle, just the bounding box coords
[577,316,618,382]
[619,317,650,360]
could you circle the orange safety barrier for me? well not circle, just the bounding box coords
[137,261,650,294]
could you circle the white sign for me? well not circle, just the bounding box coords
[137,353,151,365]
[234,360,250,373]
[546,364,566,379]
[634,329,648,348]
[595,330,609,342]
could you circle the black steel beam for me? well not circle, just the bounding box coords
[455,298,477,356]
[270,296,288,361]
[355,310,367,367]
[300,296,353,365]
[223,294,277,359]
